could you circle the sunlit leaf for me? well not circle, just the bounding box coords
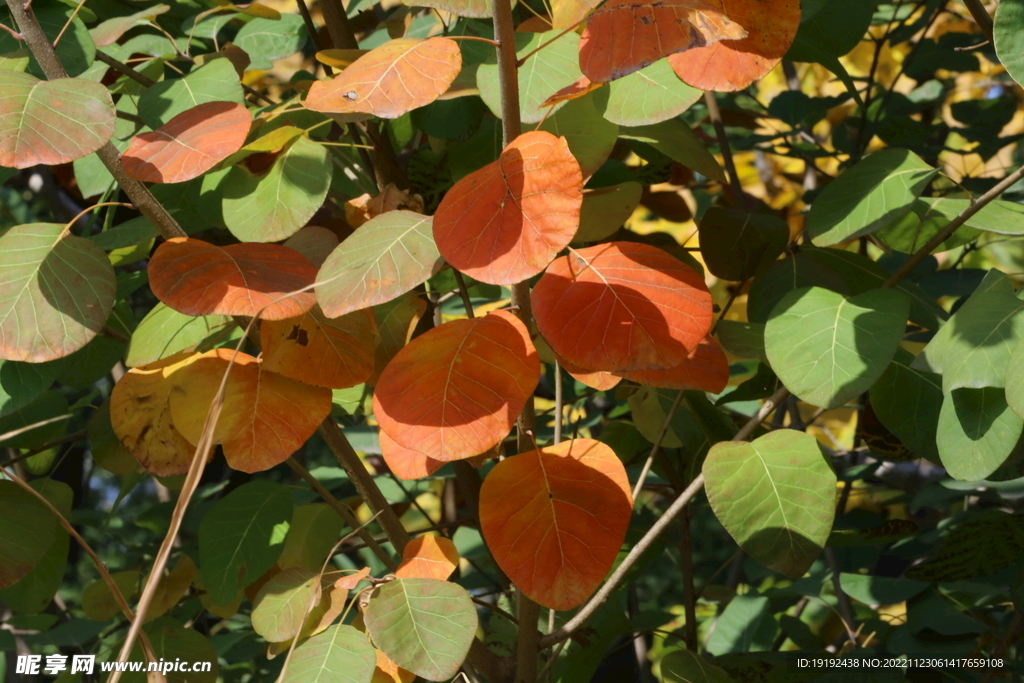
[938,388,1023,482]
[704,430,835,577]
[370,293,428,386]
[277,504,345,572]
[478,31,583,123]
[380,428,444,480]
[234,14,307,70]
[305,37,461,118]
[168,349,332,473]
[764,287,909,409]
[222,135,332,242]
[995,0,1024,90]
[395,535,459,580]
[252,568,321,642]
[122,102,250,183]
[198,480,293,605]
[579,0,747,83]
[149,238,317,320]
[0,72,115,168]
[261,306,377,389]
[480,439,632,610]
[283,624,376,682]
[125,303,232,368]
[373,310,539,462]
[0,223,115,362]
[364,578,477,681]
[138,58,245,128]
[532,242,713,372]
[600,59,702,127]
[538,94,618,178]
[316,211,441,319]
[90,5,170,47]
[433,131,582,285]
[668,0,802,91]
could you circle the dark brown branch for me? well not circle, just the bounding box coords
[962,0,994,43]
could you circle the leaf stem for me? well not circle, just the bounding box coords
[539,385,791,648]
[704,91,747,210]
[454,270,476,319]
[631,390,683,501]
[51,0,86,49]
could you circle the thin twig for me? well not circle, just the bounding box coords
[632,391,684,501]
[454,270,476,319]
[553,360,563,445]
[711,278,748,335]
[704,91,746,209]
[51,0,86,48]
[0,429,88,469]
[824,548,859,646]
[539,385,791,648]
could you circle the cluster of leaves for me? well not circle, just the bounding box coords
[1,0,1024,681]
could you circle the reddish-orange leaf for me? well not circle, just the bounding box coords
[668,0,800,91]
[433,131,583,285]
[260,306,378,389]
[372,310,540,461]
[394,536,459,580]
[149,238,317,320]
[479,439,632,610]
[380,428,444,480]
[122,102,251,183]
[109,351,200,477]
[335,567,371,590]
[372,649,416,683]
[168,349,332,473]
[579,0,747,83]
[304,37,462,119]
[532,242,712,373]
[558,356,621,391]
[618,334,728,392]
[541,75,602,108]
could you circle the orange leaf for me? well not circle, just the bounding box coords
[168,349,332,473]
[109,351,200,477]
[335,566,371,590]
[579,0,747,83]
[541,75,602,108]
[372,310,539,461]
[372,648,416,683]
[121,102,251,183]
[617,334,729,392]
[532,242,712,373]
[394,535,459,580]
[479,439,632,610]
[380,428,444,480]
[433,131,583,285]
[260,306,378,389]
[149,238,317,320]
[558,356,622,391]
[305,37,462,118]
[668,0,801,91]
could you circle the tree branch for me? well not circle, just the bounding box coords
[539,385,790,648]
[6,0,186,241]
[962,0,994,43]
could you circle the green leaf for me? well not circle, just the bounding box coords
[995,0,1024,89]
[138,58,245,128]
[0,223,115,362]
[234,14,307,69]
[198,480,293,605]
[598,59,702,127]
[943,198,1024,235]
[807,148,937,245]
[121,619,218,683]
[538,93,618,178]
[703,430,836,578]
[703,593,778,655]
[716,321,767,361]
[869,347,942,462]
[837,573,928,605]
[620,120,726,183]
[765,287,909,409]
[662,648,733,683]
[875,197,983,253]
[0,478,71,613]
[478,31,582,124]
[937,387,1023,481]
[575,181,642,243]
[0,72,115,169]
[222,136,331,242]
[785,0,875,106]
[283,624,376,683]
[82,569,141,621]
[0,390,68,449]
[0,480,57,589]
[0,5,95,78]
[277,503,345,572]
[915,271,1024,391]
[126,303,232,368]
[906,509,1024,582]
[364,577,478,681]
[316,210,441,318]
[0,359,59,418]
[698,208,789,281]
[251,568,321,642]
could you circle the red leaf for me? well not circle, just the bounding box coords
[532,242,712,372]
[668,0,801,91]
[433,131,583,285]
[617,334,729,392]
[579,0,747,83]
[149,238,317,320]
[372,310,540,462]
[380,429,444,480]
[479,439,632,610]
[305,37,461,119]
[121,102,251,183]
